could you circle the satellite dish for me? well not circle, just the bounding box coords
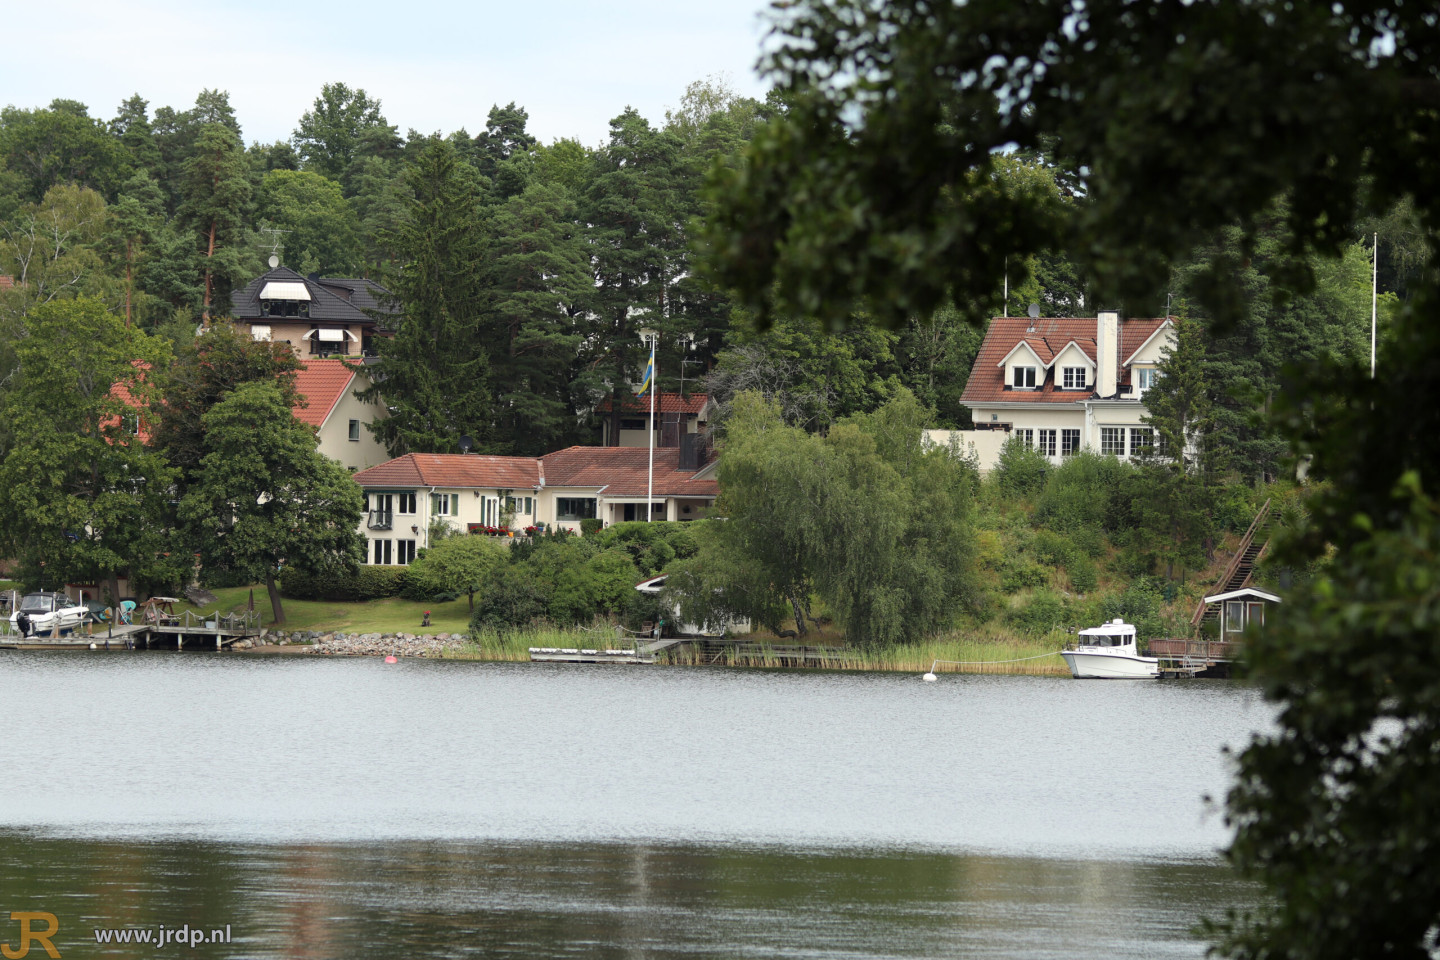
[458,435,473,454]
[1027,303,1041,319]
[268,255,280,269]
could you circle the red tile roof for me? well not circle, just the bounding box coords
[291,359,355,428]
[106,361,153,443]
[353,453,542,489]
[541,446,718,498]
[596,392,708,415]
[960,316,1168,406]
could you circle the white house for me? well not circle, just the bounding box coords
[291,359,389,473]
[939,311,1176,471]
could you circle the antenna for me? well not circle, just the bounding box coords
[676,335,703,398]
[1026,303,1039,332]
[259,227,290,264]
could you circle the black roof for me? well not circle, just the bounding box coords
[229,266,396,326]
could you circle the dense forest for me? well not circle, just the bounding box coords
[0,81,1406,470]
[0,77,1415,624]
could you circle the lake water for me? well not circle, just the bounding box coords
[0,653,1269,958]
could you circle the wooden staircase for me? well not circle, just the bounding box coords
[1192,499,1273,629]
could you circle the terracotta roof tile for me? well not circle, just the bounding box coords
[353,453,542,489]
[960,316,1168,406]
[596,392,708,415]
[541,446,718,498]
[291,359,355,428]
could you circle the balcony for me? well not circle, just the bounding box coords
[367,510,393,530]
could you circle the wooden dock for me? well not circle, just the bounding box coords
[529,646,653,664]
[0,609,263,651]
[1149,639,1240,679]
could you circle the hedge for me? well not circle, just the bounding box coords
[279,565,409,601]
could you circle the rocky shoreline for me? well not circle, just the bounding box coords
[239,630,470,657]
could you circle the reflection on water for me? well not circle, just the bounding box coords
[0,837,1248,959]
[0,653,1268,957]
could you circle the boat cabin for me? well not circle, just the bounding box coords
[1203,587,1280,638]
[1076,619,1137,648]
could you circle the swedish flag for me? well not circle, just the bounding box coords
[636,353,655,396]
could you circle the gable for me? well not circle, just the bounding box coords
[1124,319,1175,367]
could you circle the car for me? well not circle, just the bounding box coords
[10,592,90,637]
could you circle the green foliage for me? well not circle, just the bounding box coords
[579,518,603,537]
[255,169,361,275]
[591,520,701,576]
[402,534,507,608]
[359,137,493,455]
[676,388,979,646]
[1034,452,1131,534]
[176,123,254,318]
[0,100,131,201]
[177,380,364,622]
[470,575,549,634]
[993,437,1050,499]
[291,82,396,183]
[280,565,408,602]
[0,297,180,591]
[471,530,640,631]
[1004,589,1066,637]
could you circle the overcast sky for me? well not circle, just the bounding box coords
[6,0,777,147]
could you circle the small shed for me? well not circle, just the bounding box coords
[1203,587,1280,637]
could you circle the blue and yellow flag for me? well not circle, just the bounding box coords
[636,353,655,396]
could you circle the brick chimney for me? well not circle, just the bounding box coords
[1096,310,1119,398]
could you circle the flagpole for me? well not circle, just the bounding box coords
[1371,232,1378,379]
[647,333,656,522]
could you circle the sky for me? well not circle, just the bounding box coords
[5,0,777,147]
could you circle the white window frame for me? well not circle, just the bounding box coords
[1101,427,1126,456]
[396,539,416,565]
[1038,429,1057,457]
[1129,427,1154,457]
[348,419,360,441]
[1012,365,1037,389]
[373,538,392,565]
[1013,428,1034,449]
[1061,429,1081,457]
[1062,366,1087,389]
[396,493,417,515]
[431,493,459,516]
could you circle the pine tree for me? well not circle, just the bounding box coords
[488,181,591,452]
[360,137,494,454]
[177,123,252,320]
[109,94,162,173]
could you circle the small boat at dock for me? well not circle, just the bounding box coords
[1061,619,1159,679]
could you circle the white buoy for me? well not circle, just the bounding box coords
[88,642,97,650]
[922,672,937,682]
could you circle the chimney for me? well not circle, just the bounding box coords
[1096,310,1119,398]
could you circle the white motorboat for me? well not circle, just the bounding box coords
[1061,619,1158,679]
[9,591,90,638]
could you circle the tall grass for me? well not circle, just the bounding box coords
[439,622,1069,676]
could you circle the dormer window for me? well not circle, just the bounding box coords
[1136,368,1159,394]
[1012,366,1037,388]
[1062,366,1087,389]
[258,280,312,318]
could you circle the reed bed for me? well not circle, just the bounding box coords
[440,623,1070,676]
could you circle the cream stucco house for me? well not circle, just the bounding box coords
[292,359,390,473]
[938,311,1176,472]
[349,445,718,565]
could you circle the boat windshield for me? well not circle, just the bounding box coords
[18,594,56,614]
[1081,633,1131,647]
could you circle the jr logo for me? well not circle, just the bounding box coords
[1,913,61,959]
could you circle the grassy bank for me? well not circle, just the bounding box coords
[177,586,476,635]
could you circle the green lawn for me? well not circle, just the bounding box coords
[180,586,477,635]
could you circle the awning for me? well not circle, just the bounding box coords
[258,281,311,301]
[303,328,358,342]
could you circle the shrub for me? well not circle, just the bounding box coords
[993,436,1050,498]
[470,576,550,633]
[1035,451,1133,533]
[402,534,508,606]
[1066,555,1099,594]
[1031,529,1076,567]
[1005,588,1066,635]
[1000,558,1050,593]
[280,565,407,601]
[580,518,603,537]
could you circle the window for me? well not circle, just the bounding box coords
[1061,429,1081,456]
[1062,366,1087,389]
[1038,429,1057,457]
[250,324,272,342]
[310,338,344,358]
[1101,427,1126,455]
[122,413,141,435]
[1225,600,1244,633]
[1129,427,1154,457]
[372,538,392,565]
[431,493,459,516]
[396,539,416,565]
[1137,368,1159,392]
[368,494,393,530]
[259,300,309,318]
[348,419,360,441]
[1013,428,1034,449]
[524,496,533,516]
[397,493,417,515]
[1012,365,1037,388]
[620,418,647,430]
[557,497,597,520]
